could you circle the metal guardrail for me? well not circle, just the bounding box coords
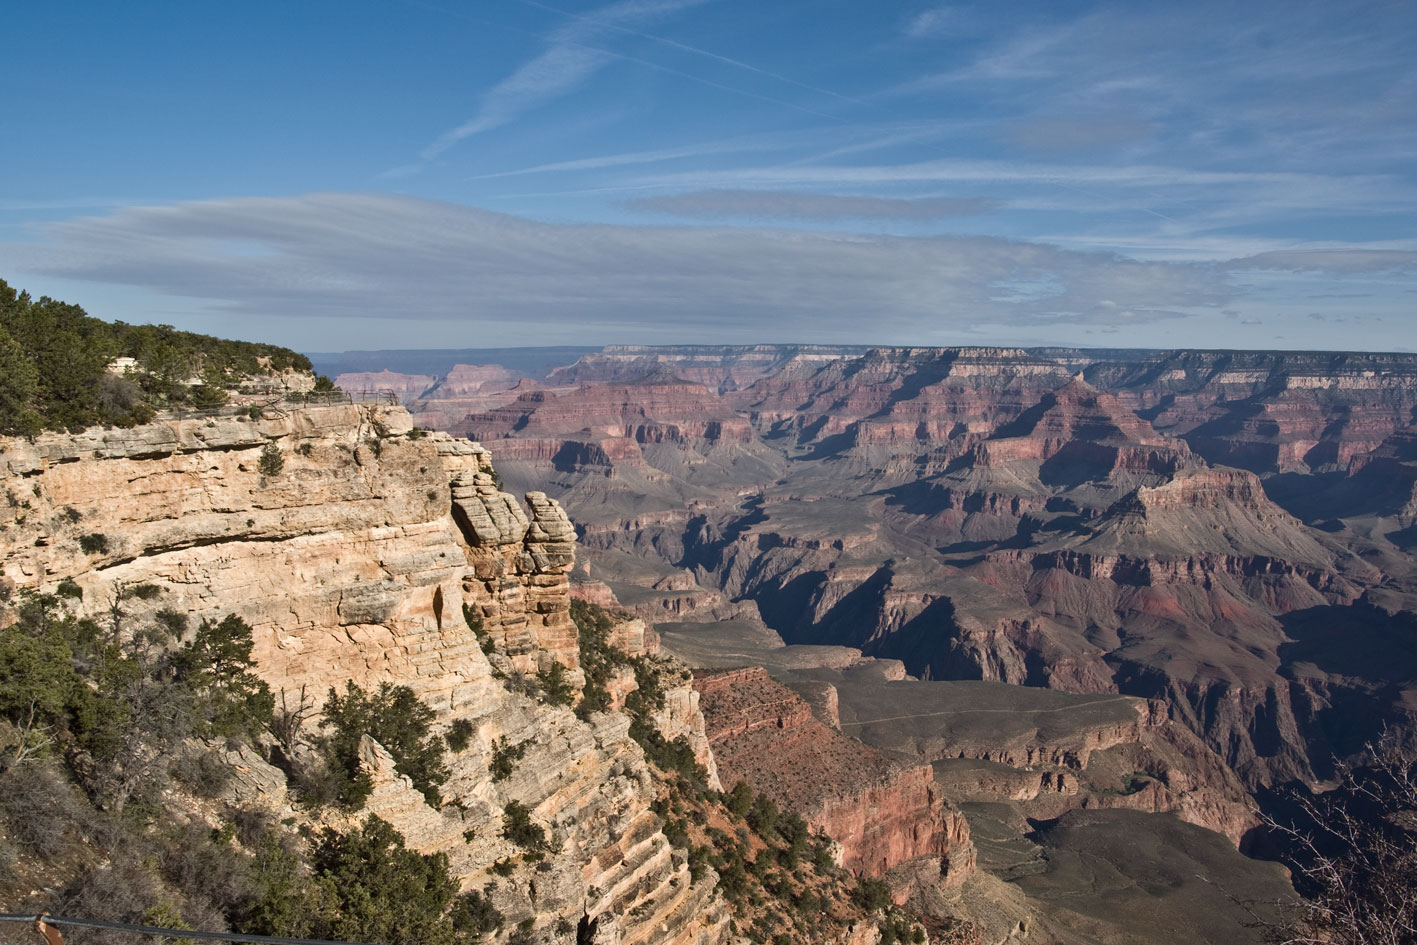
[336,389,401,405]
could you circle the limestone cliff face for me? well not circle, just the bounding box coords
[694,667,975,884]
[0,403,729,945]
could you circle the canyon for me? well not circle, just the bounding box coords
[0,331,1362,942]
[325,342,1417,941]
[392,344,1417,793]
[14,340,1380,942]
[2,395,1022,945]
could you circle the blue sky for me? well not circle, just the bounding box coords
[2,0,1414,352]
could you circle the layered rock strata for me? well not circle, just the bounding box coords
[694,667,975,883]
[546,345,872,392]
[380,343,1417,799]
[823,674,1256,844]
[0,404,731,945]
[459,377,762,485]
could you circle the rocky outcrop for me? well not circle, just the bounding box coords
[570,579,622,610]
[652,678,724,793]
[447,470,582,676]
[435,363,526,396]
[694,668,975,883]
[0,404,732,945]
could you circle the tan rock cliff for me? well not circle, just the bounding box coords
[0,403,730,945]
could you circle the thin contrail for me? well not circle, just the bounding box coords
[513,0,876,110]
[563,36,849,123]
[401,0,1192,232]
[398,0,848,167]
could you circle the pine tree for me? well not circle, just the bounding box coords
[0,325,41,436]
[258,441,284,477]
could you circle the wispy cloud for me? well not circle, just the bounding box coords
[4,193,1233,344]
[0,197,150,213]
[1005,112,1154,156]
[468,120,980,183]
[420,45,606,161]
[631,157,1372,191]
[464,134,801,181]
[904,18,1080,86]
[1226,249,1417,273]
[625,189,999,220]
[516,0,871,109]
[903,7,956,39]
[407,0,709,171]
[614,153,1406,249]
[888,2,1417,183]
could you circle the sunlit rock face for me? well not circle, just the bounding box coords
[0,403,732,945]
[694,667,975,883]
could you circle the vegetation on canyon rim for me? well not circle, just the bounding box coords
[0,277,315,434]
[0,580,924,943]
[0,501,491,940]
[569,600,938,945]
[0,582,521,941]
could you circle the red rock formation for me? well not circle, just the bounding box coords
[694,668,975,882]
[570,579,621,609]
[388,343,1417,798]
[1343,422,1417,523]
[1091,351,1417,474]
[732,347,1073,468]
[465,380,754,444]
[456,378,769,487]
